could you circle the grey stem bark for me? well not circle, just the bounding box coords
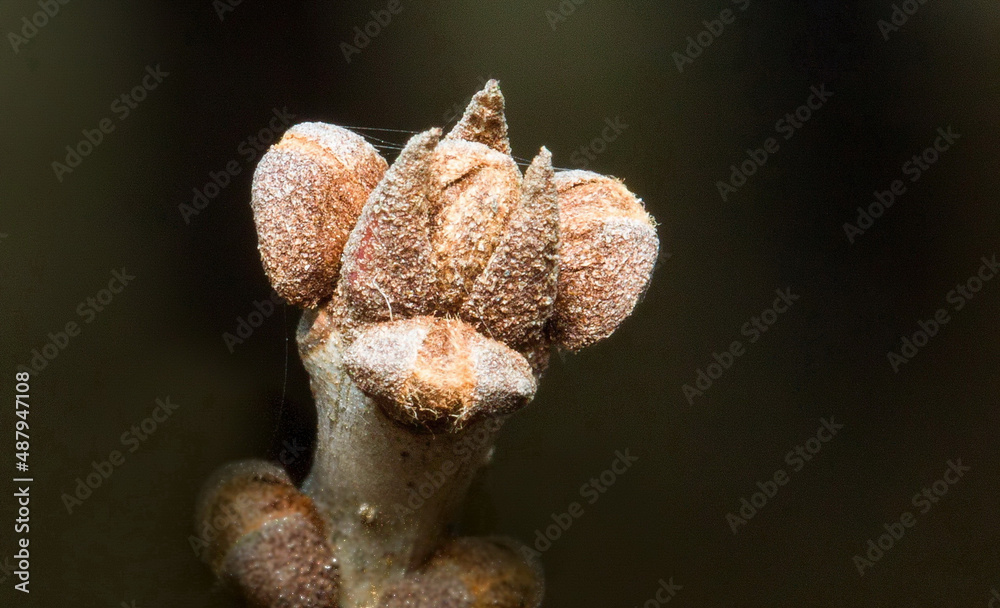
[298,317,503,608]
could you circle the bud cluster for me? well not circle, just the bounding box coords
[250,80,659,431]
[204,80,661,608]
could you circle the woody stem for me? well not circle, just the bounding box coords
[296,313,502,608]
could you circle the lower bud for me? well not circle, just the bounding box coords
[196,460,339,608]
[378,536,544,608]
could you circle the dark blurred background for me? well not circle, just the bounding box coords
[1,1,999,606]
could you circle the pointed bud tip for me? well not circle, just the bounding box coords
[446,82,510,154]
[527,148,553,175]
[413,127,443,149]
[474,79,504,105]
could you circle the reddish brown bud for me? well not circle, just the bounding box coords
[343,317,536,430]
[252,123,387,307]
[461,149,560,351]
[445,79,511,155]
[378,536,543,608]
[340,129,442,321]
[195,460,339,608]
[428,139,522,311]
[550,170,659,351]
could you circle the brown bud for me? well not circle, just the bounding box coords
[445,79,511,155]
[195,460,339,608]
[378,536,543,608]
[339,129,442,321]
[428,139,522,310]
[550,170,658,351]
[461,149,560,351]
[252,122,387,307]
[343,317,536,430]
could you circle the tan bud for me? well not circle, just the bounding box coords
[461,149,560,351]
[445,79,511,155]
[340,129,442,321]
[378,536,543,608]
[195,460,339,608]
[252,122,387,307]
[550,170,659,351]
[343,317,536,431]
[428,139,522,310]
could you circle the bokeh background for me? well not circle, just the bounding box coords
[2,1,999,606]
